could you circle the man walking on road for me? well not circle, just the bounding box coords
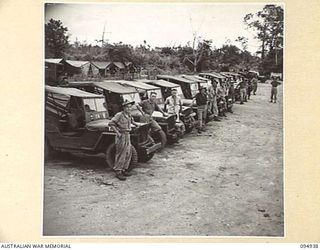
[191,87,208,133]
[109,100,139,181]
[270,78,281,103]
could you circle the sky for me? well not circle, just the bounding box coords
[45,3,269,54]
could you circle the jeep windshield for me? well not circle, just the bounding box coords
[176,86,185,99]
[83,97,109,121]
[122,92,142,111]
[190,83,199,97]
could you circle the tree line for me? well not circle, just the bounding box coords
[45,4,283,76]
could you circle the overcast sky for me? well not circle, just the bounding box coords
[45,3,270,54]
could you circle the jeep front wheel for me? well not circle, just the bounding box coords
[105,143,138,171]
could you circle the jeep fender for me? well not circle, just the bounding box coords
[95,132,116,152]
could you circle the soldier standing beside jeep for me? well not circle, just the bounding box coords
[164,88,186,136]
[191,87,208,133]
[137,91,167,135]
[208,80,221,121]
[109,101,139,181]
[238,79,247,105]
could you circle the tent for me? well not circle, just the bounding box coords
[91,61,112,77]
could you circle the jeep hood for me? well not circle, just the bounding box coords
[86,119,150,133]
[181,99,196,107]
[86,119,113,131]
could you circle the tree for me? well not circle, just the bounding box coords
[182,35,213,72]
[45,19,70,58]
[235,36,248,51]
[244,5,284,73]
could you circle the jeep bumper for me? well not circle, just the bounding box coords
[167,130,178,140]
[145,142,162,155]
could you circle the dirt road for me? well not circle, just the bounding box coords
[43,82,283,236]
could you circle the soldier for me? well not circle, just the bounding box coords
[190,87,208,133]
[243,78,248,102]
[109,100,139,181]
[252,77,258,95]
[164,88,185,136]
[217,82,227,117]
[270,77,281,103]
[208,80,221,121]
[237,79,247,105]
[137,91,167,147]
[247,79,253,100]
[229,80,235,103]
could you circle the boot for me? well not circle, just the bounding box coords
[115,171,126,181]
[123,171,132,177]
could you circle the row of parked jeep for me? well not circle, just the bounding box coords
[45,72,246,169]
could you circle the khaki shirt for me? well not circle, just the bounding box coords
[207,85,217,100]
[109,111,133,133]
[165,95,182,114]
[139,99,161,116]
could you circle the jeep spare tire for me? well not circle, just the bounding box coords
[105,143,138,171]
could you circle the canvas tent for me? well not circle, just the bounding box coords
[65,60,92,77]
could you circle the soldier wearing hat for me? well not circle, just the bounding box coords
[109,100,139,181]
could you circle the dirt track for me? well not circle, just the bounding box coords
[43,82,283,236]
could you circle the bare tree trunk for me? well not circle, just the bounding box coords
[261,24,267,61]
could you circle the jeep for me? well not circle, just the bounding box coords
[45,86,161,167]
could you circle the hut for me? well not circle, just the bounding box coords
[45,58,65,83]
[91,61,112,77]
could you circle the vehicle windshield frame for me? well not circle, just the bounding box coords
[82,97,108,113]
[122,92,142,111]
[176,86,185,99]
